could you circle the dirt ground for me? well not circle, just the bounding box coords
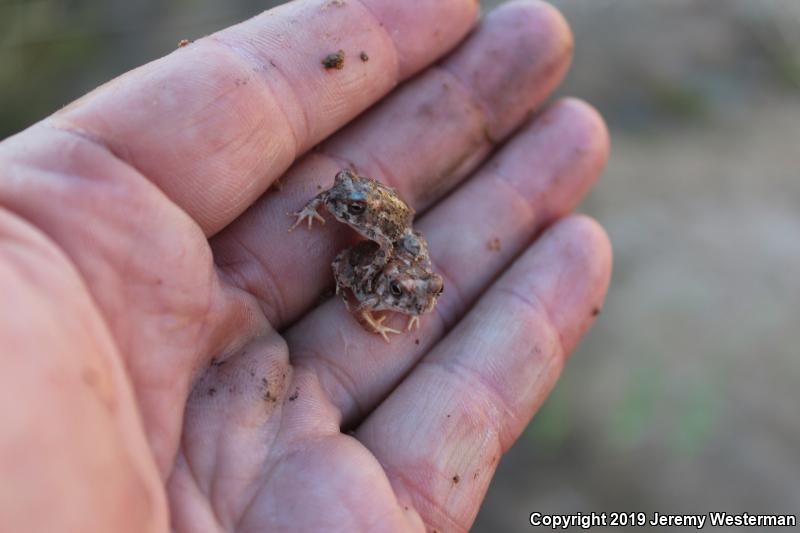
[475,1,800,531]
[2,0,798,531]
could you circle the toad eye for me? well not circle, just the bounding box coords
[389,281,403,297]
[347,202,366,215]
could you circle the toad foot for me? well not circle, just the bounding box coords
[288,204,326,232]
[360,310,401,343]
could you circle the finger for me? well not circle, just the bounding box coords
[286,98,608,424]
[213,0,574,327]
[46,0,479,235]
[357,215,613,531]
[0,208,167,531]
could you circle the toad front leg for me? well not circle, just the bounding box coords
[359,309,401,343]
[288,193,328,231]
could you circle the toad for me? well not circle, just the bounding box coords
[332,239,443,342]
[289,169,413,266]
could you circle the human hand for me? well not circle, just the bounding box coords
[0,0,611,531]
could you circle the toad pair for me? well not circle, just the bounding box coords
[290,169,443,341]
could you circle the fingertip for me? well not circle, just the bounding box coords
[479,97,609,221]
[548,98,611,178]
[360,0,480,78]
[492,0,574,54]
[444,0,574,139]
[543,214,613,353]
[492,0,574,68]
[556,213,613,276]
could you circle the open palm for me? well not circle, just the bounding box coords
[0,0,611,531]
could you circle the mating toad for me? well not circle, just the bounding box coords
[333,240,444,341]
[289,168,413,264]
[291,169,442,341]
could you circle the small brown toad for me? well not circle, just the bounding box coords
[291,169,442,341]
[333,240,443,342]
[289,169,413,265]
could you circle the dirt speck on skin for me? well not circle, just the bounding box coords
[360,51,369,62]
[415,338,420,345]
[325,0,346,7]
[208,387,217,397]
[483,127,498,145]
[487,237,501,251]
[452,474,460,484]
[261,377,278,403]
[592,307,602,317]
[322,50,345,70]
[178,39,192,48]
[210,357,226,367]
[288,388,300,401]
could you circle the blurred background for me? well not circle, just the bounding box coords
[2,0,798,530]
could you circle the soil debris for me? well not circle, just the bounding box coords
[483,127,498,145]
[322,50,345,70]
